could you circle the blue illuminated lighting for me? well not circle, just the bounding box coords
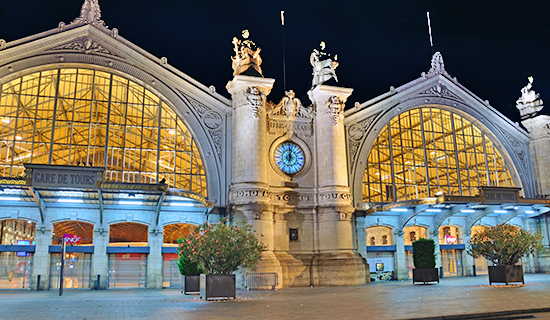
[275,142,305,174]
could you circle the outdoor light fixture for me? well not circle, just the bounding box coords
[58,199,83,203]
[461,209,475,213]
[426,209,441,212]
[170,202,194,207]
[390,208,408,212]
[2,118,10,123]
[15,136,22,140]
[494,210,507,213]
[119,201,143,205]
[169,130,176,135]
[526,210,535,214]
[0,196,20,201]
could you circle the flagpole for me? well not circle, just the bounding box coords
[427,12,434,54]
[281,10,286,91]
[59,237,65,296]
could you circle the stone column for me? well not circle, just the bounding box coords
[394,230,408,280]
[522,115,550,197]
[462,231,475,276]
[31,224,53,290]
[147,229,163,289]
[91,228,109,289]
[226,75,282,282]
[308,85,367,286]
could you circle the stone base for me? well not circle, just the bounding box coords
[275,250,369,287]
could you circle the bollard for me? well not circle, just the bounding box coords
[36,275,41,291]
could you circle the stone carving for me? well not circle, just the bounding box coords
[231,30,263,77]
[111,28,118,39]
[347,112,381,166]
[245,86,265,119]
[325,96,344,126]
[319,192,352,202]
[72,0,105,27]
[50,36,115,56]
[267,118,313,138]
[178,91,223,161]
[427,52,450,77]
[269,91,314,138]
[516,76,544,119]
[310,42,339,87]
[232,188,272,199]
[0,39,5,50]
[418,83,462,101]
[273,192,313,204]
[501,130,529,179]
[58,22,66,32]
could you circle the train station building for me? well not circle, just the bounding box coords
[0,0,549,290]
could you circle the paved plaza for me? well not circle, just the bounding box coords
[1,274,550,319]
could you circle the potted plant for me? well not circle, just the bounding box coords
[412,238,439,284]
[468,224,543,285]
[176,241,203,294]
[178,218,264,300]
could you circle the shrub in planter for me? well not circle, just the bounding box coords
[178,218,265,299]
[412,238,439,284]
[177,240,203,294]
[468,224,543,285]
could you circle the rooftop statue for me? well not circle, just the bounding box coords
[72,0,105,27]
[231,30,263,77]
[272,90,311,119]
[516,76,544,119]
[310,41,339,87]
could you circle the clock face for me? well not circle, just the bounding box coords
[274,142,305,174]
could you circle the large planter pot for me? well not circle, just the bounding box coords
[181,275,200,294]
[412,268,439,285]
[199,274,236,300]
[488,265,524,285]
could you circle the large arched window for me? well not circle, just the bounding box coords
[363,107,514,202]
[0,68,207,196]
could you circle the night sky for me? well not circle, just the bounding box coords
[1,0,549,124]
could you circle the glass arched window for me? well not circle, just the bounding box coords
[0,69,207,196]
[363,107,514,202]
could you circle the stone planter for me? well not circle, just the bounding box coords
[488,265,524,285]
[199,274,236,300]
[412,268,439,284]
[181,275,200,294]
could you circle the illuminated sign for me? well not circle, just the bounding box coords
[17,240,30,245]
[376,263,384,271]
[63,233,82,244]
[445,235,457,244]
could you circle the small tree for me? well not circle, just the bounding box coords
[178,218,265,274]
[176,239,203,276]
[468,224,543,266]
[412,238,436,269]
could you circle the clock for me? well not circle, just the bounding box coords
[274,141,305,174]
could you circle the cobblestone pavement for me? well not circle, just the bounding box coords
[1,274,550,320]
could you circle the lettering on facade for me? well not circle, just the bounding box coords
[484,191,517,202]
[320,192,352,201]
[28,166,103,189]
[233,189,272,198]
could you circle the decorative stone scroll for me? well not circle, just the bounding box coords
[178,92,223,161]
[324,96,345,126]
[268,90,314,138]
[245,86,266,119]
[268,118,313,138]
[418,83,463,101]
[72,0,106,28]
[49,37,116,56]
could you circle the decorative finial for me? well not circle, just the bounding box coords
[231,30,263,77]
[428,52,450,77]
[516,76,544,119]
[72,0,105,27]
[310,41,339,87]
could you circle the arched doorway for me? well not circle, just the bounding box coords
[404,226,428,278]
[49,221,94,289]
[0,219,35,289]
[108,222,149,288]
[365,226,394,279]
[471,225,491,275]
[162,223,195,288]
[439,225,462,277]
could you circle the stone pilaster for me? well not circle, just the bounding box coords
[227,75,283,283]
[91,228,109,289]
[355,216,367,260]
[394,230,408,280]
[306,85,368,286]
[31,224,53,290]
[461,231,475,276]
[147,229,163,289]
[522,115,550,198]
